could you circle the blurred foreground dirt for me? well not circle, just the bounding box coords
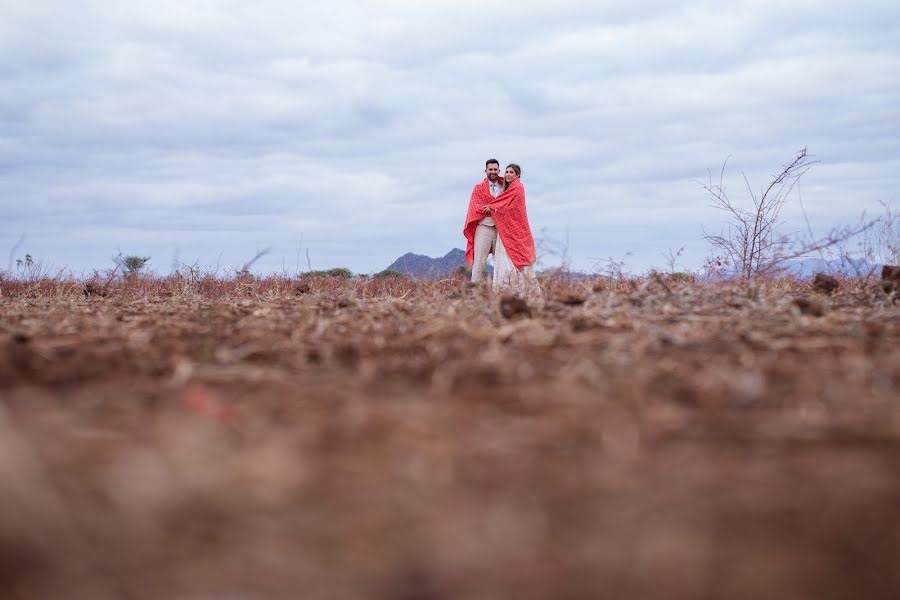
[1,276,899,599]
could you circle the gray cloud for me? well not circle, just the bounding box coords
[2,0,899,275]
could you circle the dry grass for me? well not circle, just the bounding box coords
[1,273,899,599]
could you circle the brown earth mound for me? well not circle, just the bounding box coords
[0,274,898,599]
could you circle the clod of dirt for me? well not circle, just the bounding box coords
[881,265,900,295]
[499,295,531,319]
[555,293,587,306]
[334,343,361,368]
[813,273,839,295]
[571,316,598,332]
[793,296,825,317]
[82,283,108,297]
[306,349,322,364]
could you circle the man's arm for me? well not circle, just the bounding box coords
[483,184,521,214]
[466,183,488,226]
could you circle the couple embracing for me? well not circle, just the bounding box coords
[464,159,540,296]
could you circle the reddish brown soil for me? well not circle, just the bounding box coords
[1,275,898,599]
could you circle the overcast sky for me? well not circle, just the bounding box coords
[2,0,899,276]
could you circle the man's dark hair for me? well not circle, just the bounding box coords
[485,158,500,168]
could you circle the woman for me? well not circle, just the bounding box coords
[481,164,540,296]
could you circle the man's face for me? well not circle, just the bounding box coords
[485,163,500,182]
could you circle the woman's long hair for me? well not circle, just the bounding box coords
[502,164,522,193]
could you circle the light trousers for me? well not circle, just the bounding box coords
[471,223,497,283]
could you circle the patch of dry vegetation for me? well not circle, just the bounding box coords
[0,273,899,599]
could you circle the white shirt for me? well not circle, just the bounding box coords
[482,178,501,226]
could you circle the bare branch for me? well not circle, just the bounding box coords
[6,234,25,273]
[239,248,272,275]
[295,234,303,275]
[701,148,835,280]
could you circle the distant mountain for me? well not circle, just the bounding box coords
[782,258,881,278]
[700,258,882,280]
[384,248,472,279]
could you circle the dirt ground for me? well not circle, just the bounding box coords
[1,275,899,599]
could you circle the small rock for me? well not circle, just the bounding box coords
[812,273,839,295]
[499,295,531,319]
[793,296,825,317]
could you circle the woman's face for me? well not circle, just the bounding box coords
[505,167,519,182]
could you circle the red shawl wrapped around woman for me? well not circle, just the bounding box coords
[463,178,535,270]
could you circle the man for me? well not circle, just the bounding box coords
[463,159,503,282]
